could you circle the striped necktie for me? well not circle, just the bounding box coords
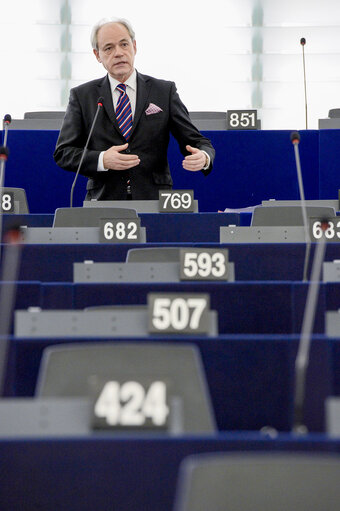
[115,83,133,140]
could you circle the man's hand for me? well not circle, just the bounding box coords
[103,143,140,170]
[182,145,207,172]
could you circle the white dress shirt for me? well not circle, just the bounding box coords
[97,70,137,171]
[98,68,210,171]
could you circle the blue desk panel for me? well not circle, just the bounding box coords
[8,280,340,336]
[71,281,294,334]
[0,433,339,511]
[10,242,340,283]
[0,282,41,310]
[13,281,295,333]
[2,213,241,243]
[1,129,320,213]
[5,336,334,433]
[319,129,340,199]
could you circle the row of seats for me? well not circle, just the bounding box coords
[7,111,233,131]
[1,188,340,510]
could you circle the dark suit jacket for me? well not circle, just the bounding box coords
[53,71,215,200]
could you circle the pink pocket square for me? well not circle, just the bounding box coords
[145,103,163,115]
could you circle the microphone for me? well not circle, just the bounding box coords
[0,147,9,160]
[70,97,104,208]
[0,146,10,189]
[290,131,310,281]
[3,114,12,148]
[0,147,10,261]
[293,218,329,433]
[300,37,308,129]
[0,222,23,396]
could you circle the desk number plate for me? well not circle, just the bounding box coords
[99,218,141,243]
[148,292,210,334]
[180,248,229,281]
[310,217,340,242]
[1,192,14,213]
[227,110,258,130]
[158,190,194,212]
[92,379,170,430]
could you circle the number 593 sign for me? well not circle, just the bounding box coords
[180,248,229,280]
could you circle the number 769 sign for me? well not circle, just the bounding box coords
[159,190,194,212]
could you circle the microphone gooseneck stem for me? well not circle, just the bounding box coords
[3,124,9,148]
[293,231,326,433]
[70,102,102,208]
[0,233,22,396]
[302,44,308,130]
[293,141,310,281]
[0,153,9,261]
[0,158,6,194]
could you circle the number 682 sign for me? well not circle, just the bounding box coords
[99,218,141,243]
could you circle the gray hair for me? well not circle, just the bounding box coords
[90,17,135,50]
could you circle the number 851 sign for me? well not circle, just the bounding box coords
[227,110,258,130]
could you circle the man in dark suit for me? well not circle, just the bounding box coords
[53,17,215,200]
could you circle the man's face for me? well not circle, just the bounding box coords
[93,22,137,82]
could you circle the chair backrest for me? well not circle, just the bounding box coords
[53,207,137,227]
[126,247,181,262]
[329,108,340,118]
[84,199,161,213]
[174,453,340,511]
[251,205,336,226]
[6,118,63,130]
[0,187,29,213]
[189,112,226,120]
[24,111,65,119]
[35,342,216,434]
[189,112,227,130]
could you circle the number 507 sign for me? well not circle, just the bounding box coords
[148,293,210,334]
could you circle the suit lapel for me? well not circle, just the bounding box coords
[129,72,152,138]
[96,72,151,140]
[97,75,121,133]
